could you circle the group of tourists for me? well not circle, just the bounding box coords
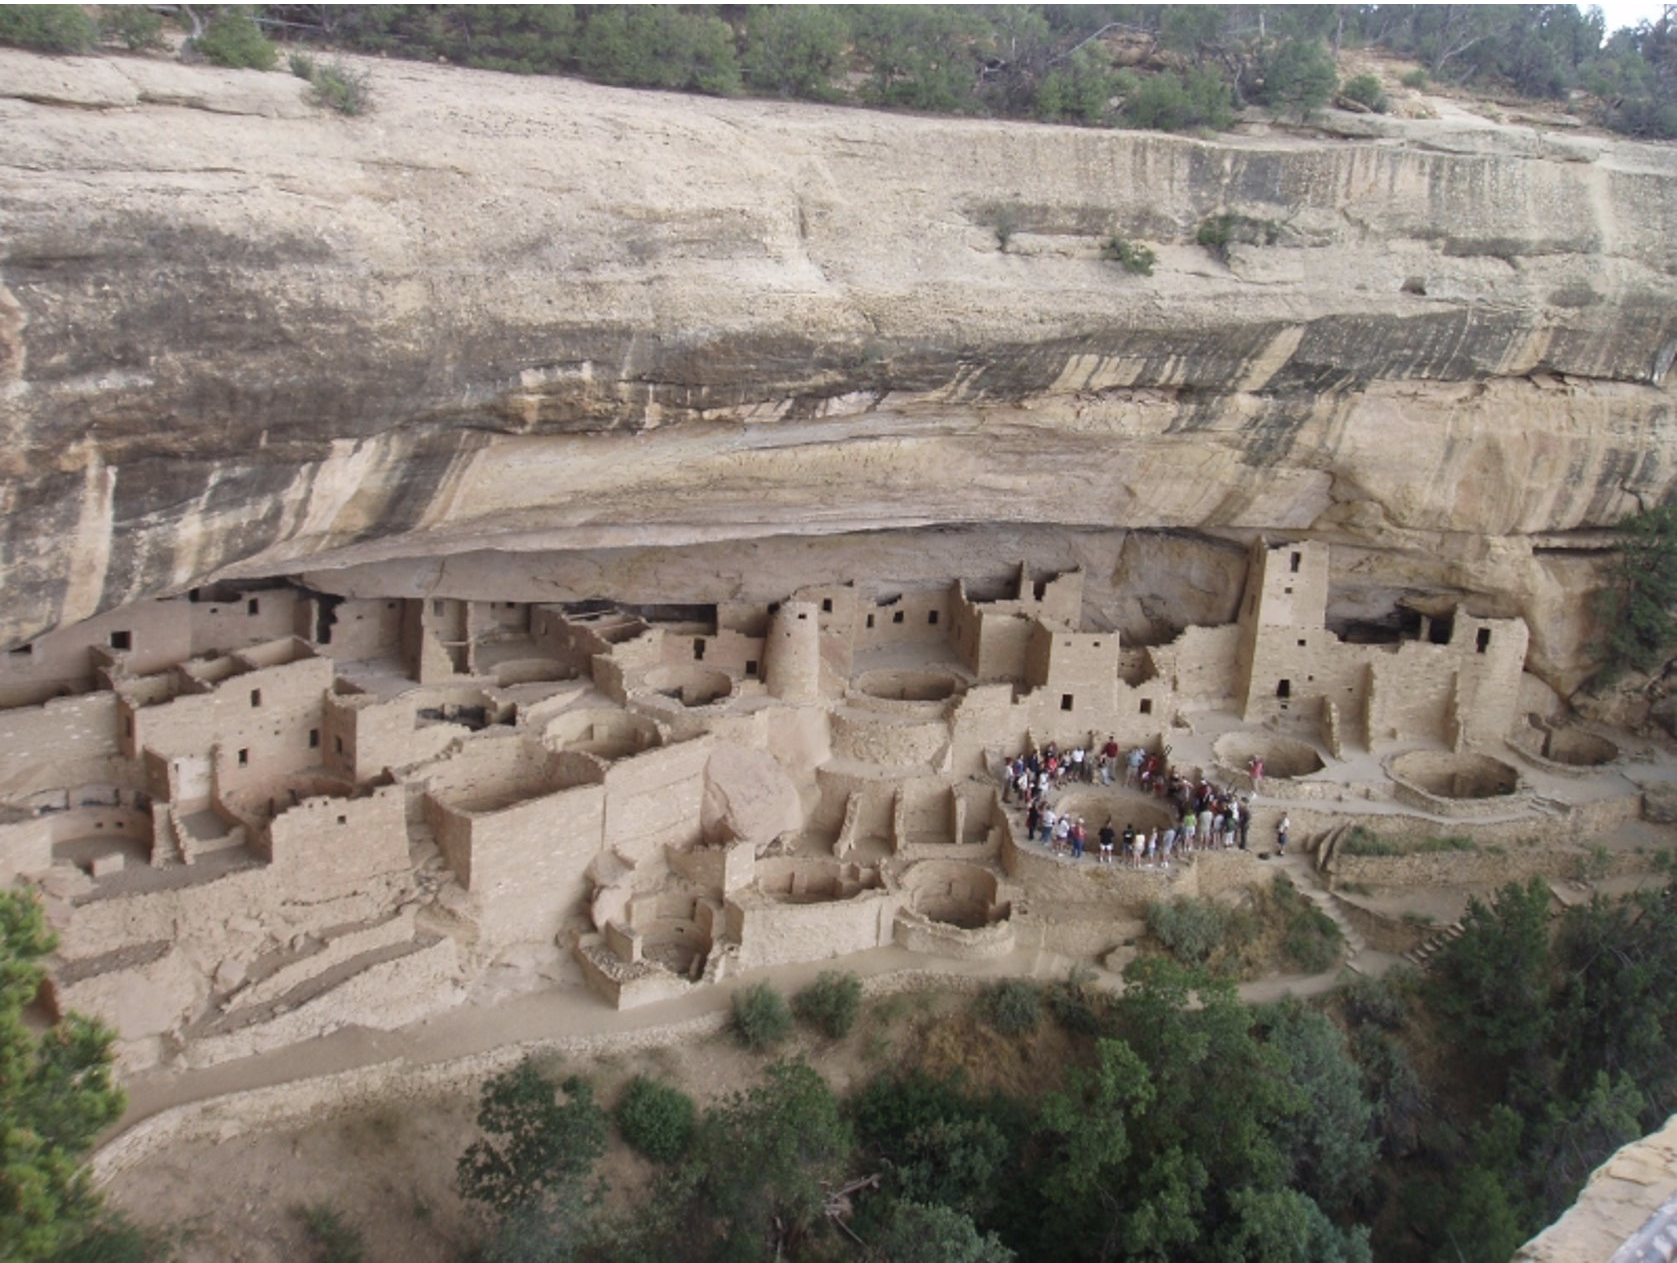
[1000,737,1278,868]
[998,737,1176,802]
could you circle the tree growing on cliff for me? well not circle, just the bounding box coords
[1597,503,1677,683]
[0,889,128,1261]
[0,5,99,53]
[191,6,277,70]
[1259,37,1339,120]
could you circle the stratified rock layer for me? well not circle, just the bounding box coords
[2,50,1675,691]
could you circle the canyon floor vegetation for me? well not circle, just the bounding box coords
[95,873,1677,1263]
[1,5,1672,138]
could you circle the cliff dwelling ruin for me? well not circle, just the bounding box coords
[4,26,1677,1258]
[5,536,1661,1078]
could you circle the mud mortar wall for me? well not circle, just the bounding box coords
[0,693,124,799]
[726,889,898,971]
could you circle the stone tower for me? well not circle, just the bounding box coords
[765,601,821,704]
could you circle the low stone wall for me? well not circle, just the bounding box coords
[1331,845,1660,890]
[576,937,695,1009]
[1000,832,1175,910]
[1020,905,1145,958]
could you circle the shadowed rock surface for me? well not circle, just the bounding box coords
[2,49,1675,693]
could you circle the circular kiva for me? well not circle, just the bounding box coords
[1389,750,1519,799]
[853,669,965,702]
[1050,791,1177,837]
[898,861,1005,930]
[642,665,734,708]
[1212,731,1327,779]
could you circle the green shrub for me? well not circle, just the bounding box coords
[1345,829,1473,857]
[1342,72,1389,113]
[0,5,99,53]
[1343,973,1409,1029]
[1196,212,1283,261]
[987,202,1021,252]
[1261,37,1338,121]
[1576,843,1613,883]
[733,981,793,1050]
[1044,964,1105,1035]
[1415,834,1477,854]
[1273,876,1343,973]
[1341,827,1400,857]
[193,7,276,70]
[794,971,863,1039]
[1119,66,1234,132]
[1146,896,1228,964]
[1596,506,1677,682]
[307,59,373,115]
[1101,235,1155,276]
[1400,68,1429,89]
[614,1074,696,1163]
[979,978,1041,1036]
[1283,910,1342,973]
[50,1213,171,1263]
[288,50,317,80]
[103,6,164,52]
[296,1202,364,1263]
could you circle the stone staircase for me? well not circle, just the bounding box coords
[1271,850,1370,974]
[1403,921,1466,967]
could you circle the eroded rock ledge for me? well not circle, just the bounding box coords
[1,49,1674,693]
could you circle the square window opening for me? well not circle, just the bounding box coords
[1276,679,1291,699]
[109,630,131,651]
[892,611,904,625]
[821,598,833,613]
[1139,698,1153,715]
[928,610,939,625]
[744,660,758,677]
[237,748,249,767]
[247,598,260,615]
[1060,694,1074,711]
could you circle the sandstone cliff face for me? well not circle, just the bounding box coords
[2,50,1675,692]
